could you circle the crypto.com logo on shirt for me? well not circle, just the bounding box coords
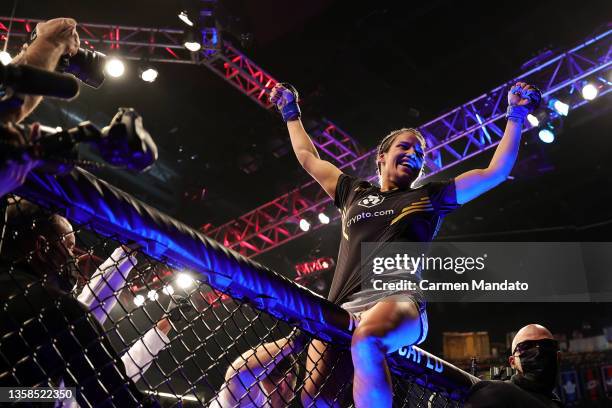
[347,194,395,227]
[357,194,385,208]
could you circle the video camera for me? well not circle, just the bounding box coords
[30,26,106,89]
[0,107,158,173]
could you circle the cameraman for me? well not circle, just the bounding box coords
[0,122,39,197]
[1,18,79,197]
[1,17,79,123]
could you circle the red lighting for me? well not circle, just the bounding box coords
[200,289,230,308]
[295,257,334,276]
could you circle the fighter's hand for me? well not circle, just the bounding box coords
[508,82,542,111]
[269,83,297,109]
[269,83,301,121]
[35,18,80,57]
[0,123,40,197]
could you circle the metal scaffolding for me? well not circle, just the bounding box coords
[208,29,612,257]
[2,17,610,257]
[0,17,363,167]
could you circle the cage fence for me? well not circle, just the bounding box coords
[0,168,475,407]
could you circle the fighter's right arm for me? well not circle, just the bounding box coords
[270,83,342,199]
[286,120,342,199]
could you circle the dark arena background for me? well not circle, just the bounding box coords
[0,1,610,407]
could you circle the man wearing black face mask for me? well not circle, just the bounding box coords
[465,324,563,407]
[0,199,156,407]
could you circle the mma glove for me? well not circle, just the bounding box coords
[506,85,542,124]
[271,83,301,122]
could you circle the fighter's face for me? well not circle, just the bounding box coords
[379,132,424,189]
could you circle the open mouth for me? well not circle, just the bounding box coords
[398,157,418,171]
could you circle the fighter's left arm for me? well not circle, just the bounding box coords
[455,82,541,205]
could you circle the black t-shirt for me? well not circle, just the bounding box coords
[0,264,155,407]
[329,174,460,304]
[465,380,563,408]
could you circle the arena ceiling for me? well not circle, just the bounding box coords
[3,0,606,221]
[3,0,611,353]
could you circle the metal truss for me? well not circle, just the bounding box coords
[3,17,609,256]
[0,16,362,166]
[209,29,612,257]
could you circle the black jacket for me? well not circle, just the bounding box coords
[465,377,563,408]
[0,263,157,407]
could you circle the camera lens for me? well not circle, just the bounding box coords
[60,48,106,89]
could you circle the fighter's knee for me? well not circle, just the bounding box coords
[351,324,389,359]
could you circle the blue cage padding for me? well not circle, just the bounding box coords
[17,167,479,400]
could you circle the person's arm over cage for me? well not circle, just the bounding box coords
[211,330,309,407]
[76,246,171,383]
[269,83,342,198]
[60,296,158,407]
[120,322,171,383]
[454,82,542,204]
[77,246,138,324]
[1,18,80,124]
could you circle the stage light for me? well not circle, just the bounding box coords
[178,11,194,27]
[538,128,555,144]
[526,114,539,127]
[299,219,311,232]
[176,272,194,289]
[162,285,175,295]
[549,99,569,116]
[147,290,159,301]
[140,67,158,83]
[0,50,11,65]
[184,41,201,52]
[581,83,598,101]
[318,212,330,224]
[134,294,145,306]
[105,57,125,78]
[183,27,201,52]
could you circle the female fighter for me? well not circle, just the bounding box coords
[268,81,541,407]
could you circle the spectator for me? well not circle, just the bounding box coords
[465,324,562,408]
[0,199,155,407]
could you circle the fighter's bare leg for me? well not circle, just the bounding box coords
[301,338,352,407]
[350,299,422,408]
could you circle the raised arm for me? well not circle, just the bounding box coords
[77,246,137,324]
[270,83,342,199]
[211,331,309,407]
[455,82,541,204]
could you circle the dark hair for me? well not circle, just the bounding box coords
[2,199,64,260]
[376,128,426,175]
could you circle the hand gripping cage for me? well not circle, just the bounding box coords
[0,167,478,407]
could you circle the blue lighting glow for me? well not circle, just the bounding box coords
[549,99,569,116]
[538,128,555,144]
